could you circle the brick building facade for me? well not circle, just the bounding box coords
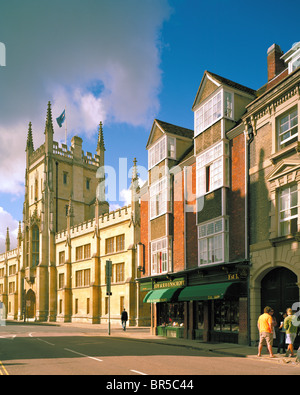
[139,41,300,346]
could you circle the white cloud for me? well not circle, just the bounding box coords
[0,207,19,253]
[119,176,147,207]
[0,124,26,195]
[0,0,171,196]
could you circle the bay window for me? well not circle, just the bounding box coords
[151,237,171,275]
[148,135,176,169]
[194,89,233,136]
[198,218,229,265]
[196,141,229,197]
[150,177,168,219]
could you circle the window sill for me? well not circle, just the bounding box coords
[270,141,300,164]
[269,233,300,245]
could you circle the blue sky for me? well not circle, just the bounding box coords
[0,0,299,251]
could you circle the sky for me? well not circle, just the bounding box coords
[0,0,299,252]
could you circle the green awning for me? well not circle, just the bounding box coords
[143,287,182,303]
[178,282,239,302]
[143,290,154,303]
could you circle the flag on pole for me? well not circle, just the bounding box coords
[56,109,66,127]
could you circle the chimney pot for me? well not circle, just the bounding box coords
[267,43,286,81]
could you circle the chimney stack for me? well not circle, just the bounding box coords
[267,44,286,81]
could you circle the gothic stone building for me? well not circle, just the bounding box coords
[0,103,148,326]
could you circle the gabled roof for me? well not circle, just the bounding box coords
[192,70,256,110]
[146,119,193,148]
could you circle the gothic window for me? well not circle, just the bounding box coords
[34,178,38,201]
[26,227,29,267]
[63,172,68,185]
[31,226,39,267]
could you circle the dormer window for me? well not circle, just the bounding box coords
[291,55,300,72]
[194,89,233,137]
[281,42,300,74]
[148,135,176,169]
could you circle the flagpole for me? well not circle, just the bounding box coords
[65,106,67,145]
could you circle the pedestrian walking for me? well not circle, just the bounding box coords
[277,313,287,354]
[121,308,128,331]
[284,308,297,357]
[257,306,275,358]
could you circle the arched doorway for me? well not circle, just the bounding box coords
[261,267,298,320]
[25,289,36,319]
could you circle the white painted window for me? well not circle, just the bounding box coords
[196,141,229,197]
[151,237,169,275]
[198,218,228,265]
[194,90,233,136]
[148,136,176,169]
[224,92,233,118]
[150,177,168,219]
[279,184,298,236]
[291,56,300,72]
[277,108,298,150]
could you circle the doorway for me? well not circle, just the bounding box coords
[261,267,299,346]
[25,289,36,319]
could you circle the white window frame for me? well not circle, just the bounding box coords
[151,237,170,275]
[148,135,176,169]
[198,217,229,266]
[149,176,168,220]
[279,184,298,236]
[288,47,300,73]
[194,89,234,137]
[196,141,230,197]
[277,107,298,150]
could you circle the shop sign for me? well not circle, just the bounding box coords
[140,282,153,292]
[153,278,185,289]
[227,273,240,281]
[227,268,248,281]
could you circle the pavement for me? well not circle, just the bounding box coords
[108,326,300,366]
[4,320,300,367]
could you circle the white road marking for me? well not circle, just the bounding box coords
[130,369,148,375]
[36,338,55,346]
[64,348,103,362]
[0,335,16,340]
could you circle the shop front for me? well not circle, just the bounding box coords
[178,281,246,344]
[141,277,186,338]
[140,266,249,345]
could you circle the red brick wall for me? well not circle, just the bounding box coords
[173,163,198,271]
[230,133,246,261]
[186,162,197,268]
[140,191,149,276]
[173,171,185,272]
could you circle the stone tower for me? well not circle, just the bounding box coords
[20,102,108,322]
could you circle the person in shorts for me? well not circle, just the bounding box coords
[257,306,275,358]
[284,308,297,357]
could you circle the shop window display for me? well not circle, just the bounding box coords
[198,302,204,329]
[158,302,185,327]
[213,300,239,333]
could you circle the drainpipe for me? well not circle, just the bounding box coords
[246,123,254,346]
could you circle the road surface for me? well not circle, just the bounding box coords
[0,322,299,379]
